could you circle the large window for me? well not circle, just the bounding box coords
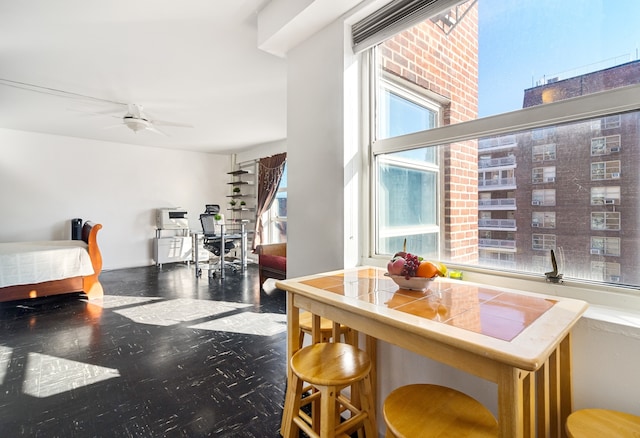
[262,163,287,244]
[367,0,640,287]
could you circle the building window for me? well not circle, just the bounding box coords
[532,234,556,251]
[591,135,621,156]
[532,212,555,228]
[531,189,556,206]
[591,161,621,180]
[532,143,556,162]
[590,237,621,256]
[532,166,556,184]
[591,186,620,205]
[591,212,620,231]
[592,115,621,130]
[591,261,621,282]
[531,127,556,140]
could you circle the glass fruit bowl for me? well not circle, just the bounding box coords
[385,273,436,290]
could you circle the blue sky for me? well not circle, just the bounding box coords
[478,0,640,116]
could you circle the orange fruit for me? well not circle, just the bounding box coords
[416,261,438,278]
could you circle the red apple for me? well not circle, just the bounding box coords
[387,256,406,276]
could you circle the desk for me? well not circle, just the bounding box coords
[193,222,248,278]
[276,267,588,438]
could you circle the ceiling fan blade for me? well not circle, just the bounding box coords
[128,103,143,119]
[102,123,126,130]
[152,119,193,128]
[67,107,122,119]
[146,124,169,136]
[0,78,126,106]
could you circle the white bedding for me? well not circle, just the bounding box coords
[0,241,95,288]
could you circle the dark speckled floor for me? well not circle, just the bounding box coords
[0,263,288,437]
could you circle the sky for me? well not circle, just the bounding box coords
[478,0,640,117]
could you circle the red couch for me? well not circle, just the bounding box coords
[255,243,286,286]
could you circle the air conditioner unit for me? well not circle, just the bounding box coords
[610,147,620,152]
[611,172,621,178]
[609,275,621,283]
[590,248,602,255]
[531,200,541,205]
[604,199,616,205]
[545,177,556,182]
[532,223,540,227]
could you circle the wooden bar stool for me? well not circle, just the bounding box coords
[298,311,350,347]
[566,408,640,437]
[282,342,377,438]
[383,384,498,437]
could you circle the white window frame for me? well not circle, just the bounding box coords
[262,164,287,244]
[532,212,556,229]
[591,160,621,180]
[591,236,621,257]
[363,32,640,295]
[591,135,621,156]
[372,70,444,256]
[532,166,556,184]
[532,233,556,251]
[591,186,620,205]
[591,211,621,231]
[532,143,556,162]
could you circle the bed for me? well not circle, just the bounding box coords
[0,221,103,303]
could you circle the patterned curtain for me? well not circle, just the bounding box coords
[253,152,286,249]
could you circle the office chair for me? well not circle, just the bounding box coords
[199,207,237,277]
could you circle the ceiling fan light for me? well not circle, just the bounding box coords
[123,116,150,132]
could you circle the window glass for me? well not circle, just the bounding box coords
[263,163,287,244]
[376,148,439,257]
[377,82,439,140]
[369,0,640,287]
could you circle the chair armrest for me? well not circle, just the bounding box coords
[255,243,287,257]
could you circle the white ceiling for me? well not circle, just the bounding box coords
[0,0,287,154]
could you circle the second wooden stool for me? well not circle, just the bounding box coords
[383,384,498,437]
[298,311,350,347]
[282,342,377,438]
[566,408,640,437]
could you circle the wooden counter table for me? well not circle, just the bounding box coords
[276,266,588,438]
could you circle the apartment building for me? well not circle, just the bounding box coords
[479,60,640,284]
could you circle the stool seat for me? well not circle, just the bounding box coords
[566,408,640,437]
[291,342,371,387]
[383,384,498,438]
[282,342,377,438]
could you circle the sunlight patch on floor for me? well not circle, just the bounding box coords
[22,353,120,398]
[113,298,251,326]
[190,312,287,336]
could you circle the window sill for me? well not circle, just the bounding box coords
[363,258,640,321]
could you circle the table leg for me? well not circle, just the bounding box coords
[366,335,377,410]
[281,293,301,437]
[497,365,526,438]
[559,334,573,438]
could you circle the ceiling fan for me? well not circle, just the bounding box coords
[108,103,192,136]
[0,78,193,135]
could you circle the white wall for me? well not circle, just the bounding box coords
[287,19,348,278]
[0,128,228,270]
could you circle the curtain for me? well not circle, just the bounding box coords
[253,152,286,249]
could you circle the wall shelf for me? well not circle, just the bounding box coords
[227,162,256,251]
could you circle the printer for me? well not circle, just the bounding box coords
[156,208,189,229]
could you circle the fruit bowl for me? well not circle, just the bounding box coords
[385,273,436,290]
